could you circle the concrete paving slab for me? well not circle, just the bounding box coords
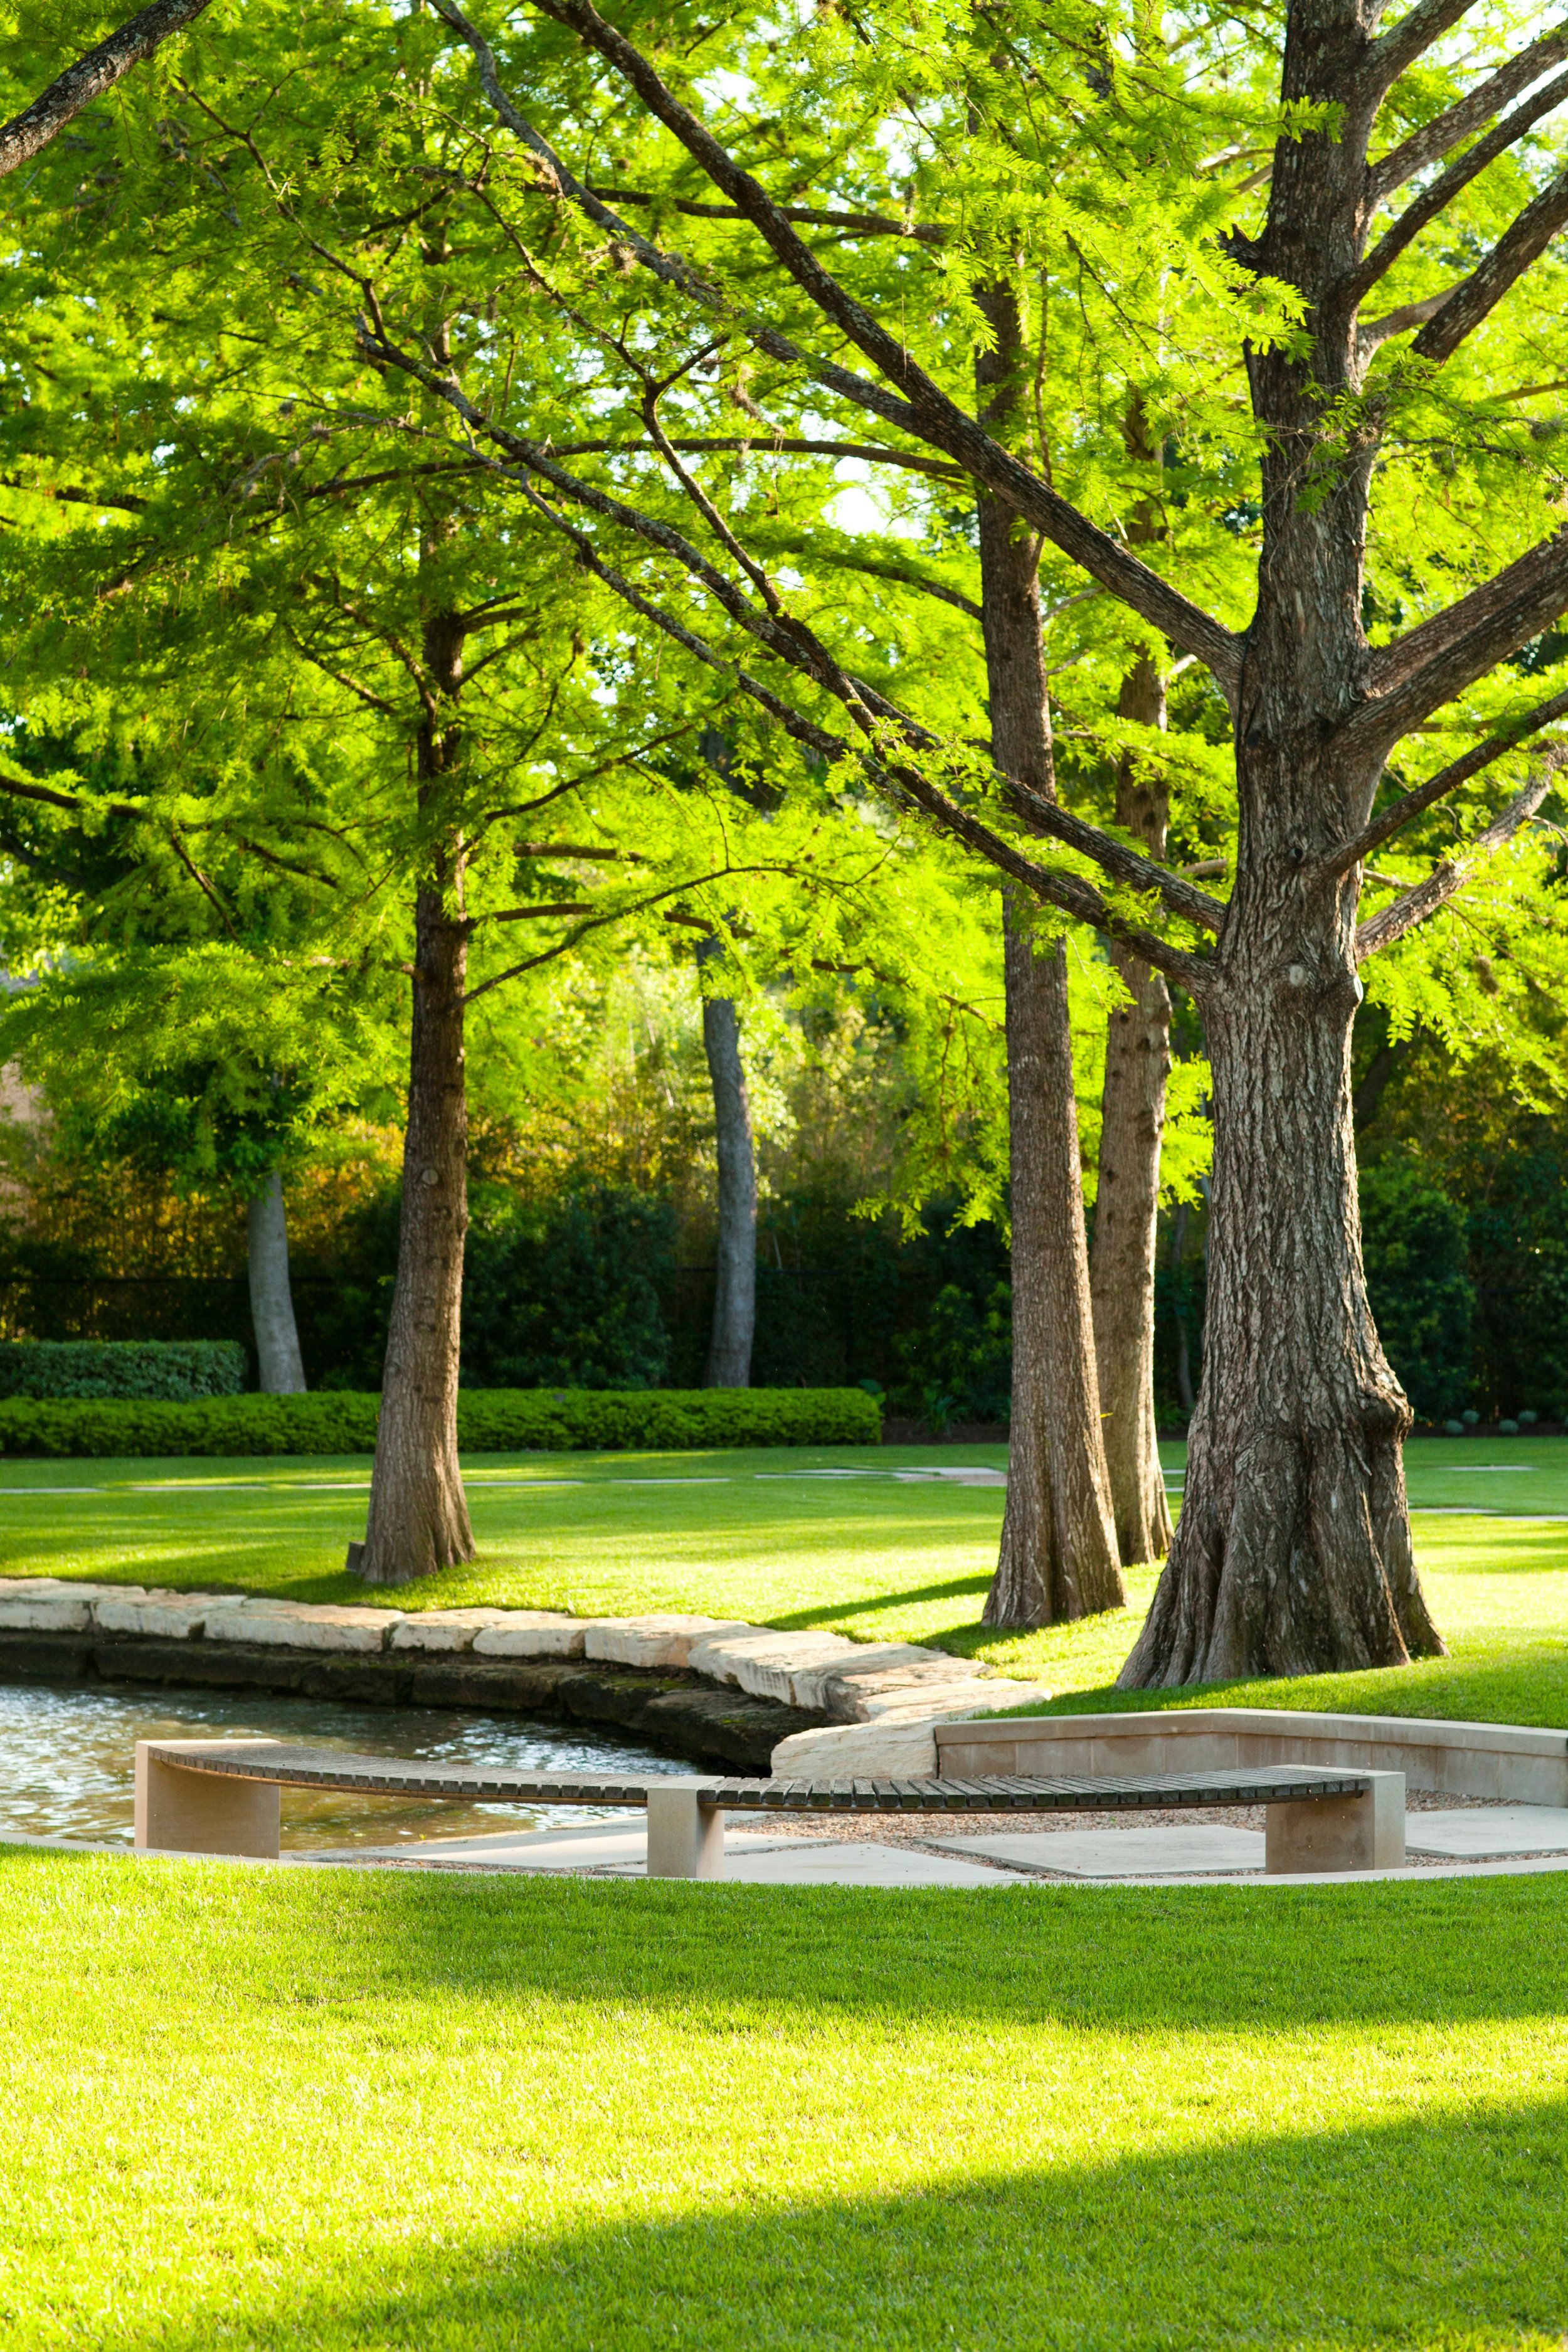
[320,1821,806,1872]
[930,1825,1266,1878]
[1405,1804,1568,1857]
[718,1842,1012,1887]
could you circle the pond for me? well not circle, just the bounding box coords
[0,1678,692,1850]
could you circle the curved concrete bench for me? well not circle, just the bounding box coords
[134,1740,1406,1878]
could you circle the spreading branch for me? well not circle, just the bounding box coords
[0,0,217,179]
[1355,63,1568,299]
[1411,170,1568,365]
[1355,760,1562,957]
[1362,0,1485,102]
[434,0,1244,697]
[1317,683,1568,876]
[1369,24,1568,201]
[1345,528,1568,756]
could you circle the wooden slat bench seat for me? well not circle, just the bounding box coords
[134,1740,1407,1877]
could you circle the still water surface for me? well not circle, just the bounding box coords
[0,1679,689,1848]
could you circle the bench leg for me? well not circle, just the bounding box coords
[1265,1771,1406,1874]
[134,1742,282,1860]
[645,1787,725,1880]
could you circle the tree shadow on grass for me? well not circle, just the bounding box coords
[100,2094,1568,2351]
[764,1572,992,1629]
[13,1846,1568,2041]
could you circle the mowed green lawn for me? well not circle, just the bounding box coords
[4,1853,1568,2349]
[2,1436,1567,1725]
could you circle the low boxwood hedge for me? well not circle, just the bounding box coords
[0,1339,246,1401]
[0,1385,882,1458]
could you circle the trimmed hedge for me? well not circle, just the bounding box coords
[0,1339,246,1402]
[0,1385,883,1459]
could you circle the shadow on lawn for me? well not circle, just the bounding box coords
[102,2094,1568,2350]
[764,1570,992,1629]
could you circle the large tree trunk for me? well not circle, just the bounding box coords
[354,593,475,1586]
[975,282,1123,1627]
[1116,18,1446,1685]
[697,947,756,1389]
[1090,655,1174,1565]
[1118,950,1443,1682]
[246,1167,306,1394]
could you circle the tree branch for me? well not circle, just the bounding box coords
[1367,25,1568,201]
[1344,528,1568,756]
[1362,0,1486,100]
[435,0,1244,697]
[585,186,947,244]
[1316,684,1568,876]
[554,435,967,481]
[1411,170,1568,365]
[361,318,1226,940]
[1356,64,1568,300]
[1355,761,1562,957]
[0,0,216,178]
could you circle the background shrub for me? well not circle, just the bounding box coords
[0,1338,246,1401]
[0,1385,881,1458]
[461,1186,674,1390]
[1360,1158,1476,1424]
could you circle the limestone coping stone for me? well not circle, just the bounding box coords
[228,1601,402,1653]
[389,1609,521,1654]
[770,1717,941,1778]
[785,1643,948,1714]
[0,1584,144,1633]
[856,1679,1054,1722]
[94,1591,248,1640]
[584,1614,755,1670]
[686,1628,864,1707]
[817,1653,985,1722]
[471,1612,586,1659]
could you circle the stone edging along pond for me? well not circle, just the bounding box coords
[0,1581,1052,1777]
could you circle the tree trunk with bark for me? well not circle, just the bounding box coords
[355,601,475,1586]
[976,284,1123,1626]
[697,940,756,1387]
[246,1167,306,1394]
[1120,11,1451,1684]
[1090,655,1175,1565]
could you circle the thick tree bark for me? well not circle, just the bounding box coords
[355,600,475,1586]
[697,945,756,1389]
[1091,655,1175,1565]
[976,283,1123,1626]
[1120,6,1446,1682]
[246,1168,306,1394]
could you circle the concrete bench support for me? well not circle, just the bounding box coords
[1266,1771,1406,1873]
[135,1739,282,1860]
[645,1784,726,1879]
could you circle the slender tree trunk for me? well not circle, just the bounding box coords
[975,282,1123,1627]
[355,598,475,1586]
[246,1167,306,1394]
[697,943,756,1388]
[1091,655,1174,1564]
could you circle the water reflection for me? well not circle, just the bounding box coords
[0,1680,691,1848]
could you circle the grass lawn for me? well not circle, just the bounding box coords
[3,1850,1567,2349]
[3,1436,1567,1727]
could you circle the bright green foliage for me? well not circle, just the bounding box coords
[0,1338,244,1401]
[0,1383,880,1457]
[4,1851,1568,2348]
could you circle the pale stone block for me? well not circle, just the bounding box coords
[645,1784,726,1878]
[134,1740,281,1858]
[819,1653,988,1721]
[0,1585,137,1632]
[585,1614,754,1670]
[1406,1804,1568,1858]
[687,1628,861,1705]
[769,1717,940,1779]
[389,1609,518,1653]
[933,1825,1266,1878]
[862,1682,1054,1722]
[471,1611,586,1658]
[1265,1771,1406,1873]
[93,1591,246,1639]
[228,1601,401,1653]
